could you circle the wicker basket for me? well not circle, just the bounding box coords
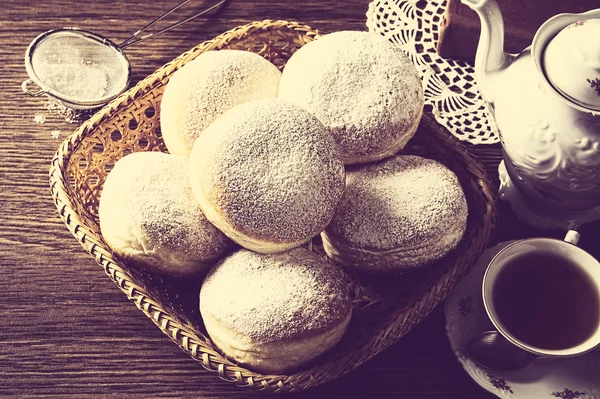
[49,20,497,393]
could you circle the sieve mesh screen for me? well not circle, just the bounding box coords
[29,30,129,104]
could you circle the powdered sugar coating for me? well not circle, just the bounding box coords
[322,155,468,272]
[189,99,345,250]
[160,50,281,157]
[278,31,424,165]
[99,152,233,275]
[200,247,352,343]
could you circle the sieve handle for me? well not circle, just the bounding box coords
[21,79,47,97]
[119,0,228,49]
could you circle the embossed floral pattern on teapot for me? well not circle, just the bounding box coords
[462,0,600,213]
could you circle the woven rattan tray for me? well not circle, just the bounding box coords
[49,20,497,393]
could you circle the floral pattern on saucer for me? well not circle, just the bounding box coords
[445,241,600,399]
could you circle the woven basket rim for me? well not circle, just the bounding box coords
[48,20,498,393]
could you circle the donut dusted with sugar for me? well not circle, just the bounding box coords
[322,155,468,272]
[99,152,233,276]
[160,50,281,157]
[200,248,352,374]
[278,31,424,165]
[189,98,345,254]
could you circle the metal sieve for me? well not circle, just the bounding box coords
[23,0,227,110]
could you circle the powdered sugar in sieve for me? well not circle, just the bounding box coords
[23,28,130,110]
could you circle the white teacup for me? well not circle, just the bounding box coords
[482,231,600,359]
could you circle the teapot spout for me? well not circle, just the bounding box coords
[461,0,513,104]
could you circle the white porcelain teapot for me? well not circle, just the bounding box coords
[462,0,600,227]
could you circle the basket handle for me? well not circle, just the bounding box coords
[22,79,47,97]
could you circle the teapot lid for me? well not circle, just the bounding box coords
[543,19,600,111]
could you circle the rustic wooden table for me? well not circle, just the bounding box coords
[2,0,598,397]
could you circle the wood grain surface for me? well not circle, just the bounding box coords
[1,0,598,397]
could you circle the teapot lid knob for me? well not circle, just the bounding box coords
[543,19,600,111]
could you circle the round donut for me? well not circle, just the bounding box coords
[160,50,281,157]
[321,155,468,272]
[200,247,352,374]
[189,98,345,254]
[278,31,424,165]
[99,152,233,276]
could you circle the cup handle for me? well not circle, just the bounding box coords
[466,330,538,371]
[564,230,580,246]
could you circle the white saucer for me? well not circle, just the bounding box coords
[445,241,600,399]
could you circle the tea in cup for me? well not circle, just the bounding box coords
[482,231,600,359]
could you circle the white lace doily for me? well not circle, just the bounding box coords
[366,0,500,145]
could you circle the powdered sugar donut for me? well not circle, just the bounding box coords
[322,155,468,272]
[160,50,281,157]
[200,247,352,373]
[278,31,424,165]
[189,99,345,254]
[99,152,233,276]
